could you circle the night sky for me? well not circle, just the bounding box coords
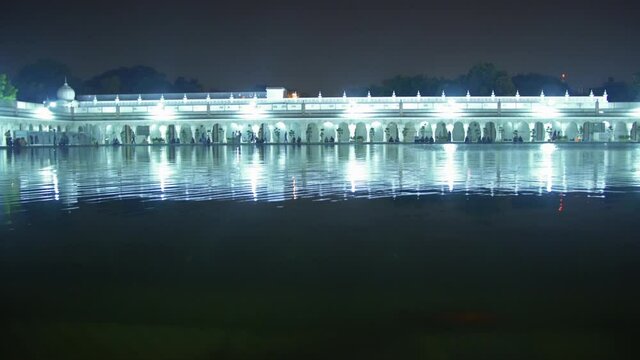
[1,0,639,94]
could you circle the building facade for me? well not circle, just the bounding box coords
[1,83,639,146]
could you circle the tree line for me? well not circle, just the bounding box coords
[1,59,640,102]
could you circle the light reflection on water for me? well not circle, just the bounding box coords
[1,144,639,208]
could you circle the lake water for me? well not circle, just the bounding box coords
[1,144,639,359]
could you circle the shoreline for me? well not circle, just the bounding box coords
[1,141,639,149]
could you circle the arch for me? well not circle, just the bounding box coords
[194,124,207,143]
[369,123,384,142]
[402,122,417,142]
[434,122,448,142]
[166,125,178,144]
[212,123,225,143]
[320,123,334,142]
[533,121,545,142]
[452,122,465,142]
[306,123,319,143]
[565,122,578,141]
[386,122,399,142]
[418,122,432,140]
[582,122,592,142]
[467,121,481,142]
[258,123,271,143]
[355,122,367,143]
[500,122,513,142]
[515,121,530,142]
[179,125,193,144]
[288,123,302,143]
[613,122,629,141]
[337,122,350,143]
[483,122,497,142]
[121,125,135,144]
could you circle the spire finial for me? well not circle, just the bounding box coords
[343,90,347,98]
[466,90,470,97]
[391,90,396,98]
[318,91,322,98]
[491,90,495,98]
[565,89,570,98]
[589,89,594,98]
[515,90,520,98]
[367,90,371,98]
[64,76,68,85]
[540,89,545,98]
[441,90,446,98]
[416,90,421,98]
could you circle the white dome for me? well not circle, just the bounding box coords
[57,80,75,101]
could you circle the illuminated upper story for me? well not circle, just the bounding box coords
[2,82,640,123]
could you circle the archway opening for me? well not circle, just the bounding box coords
[166,125,178,144]
[468,122,481,142]
[484,122,497,142]
[258,123,271,143]
[402,122,416,142]
[533,122,545,142]
[452,122,465,142]
[614,122,629,141]
[386,122,399,142]
[337,122,350,143]
[435,122,448,142]
[121,125,136,144]
[515,122,530,142]
[355,122,367,143]
[306,123,319,143]
[179,125,193,144]
[500,122,513,142]
[565,122,578,141]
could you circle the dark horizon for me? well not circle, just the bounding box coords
[2,0,640,94]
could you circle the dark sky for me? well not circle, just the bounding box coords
[1,0,639,94]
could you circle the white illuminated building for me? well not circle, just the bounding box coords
[1,81,640,146]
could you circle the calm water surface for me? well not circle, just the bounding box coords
[1,144,639,359]
[1,144,640,209]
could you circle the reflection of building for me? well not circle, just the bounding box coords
[1,82,640,146]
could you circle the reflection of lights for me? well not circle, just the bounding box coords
[346,160,368,192]
[35,107,53,120]
[541,143,557,154]
[443,143,457,153]
[442,144,457,191]
[153,160,172,194]
[292,176,297,200]
[40,166,59,201]
[49,102,57,108]
[538,143,556,192]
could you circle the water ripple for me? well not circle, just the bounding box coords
[1,144,639,209]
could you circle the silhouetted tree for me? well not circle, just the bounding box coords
[511,73,568,96]
[83,66,172,94]
[594,77,637,102]
[13,59,79,102]
[0,74,18,100]
[173,76,204,93]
